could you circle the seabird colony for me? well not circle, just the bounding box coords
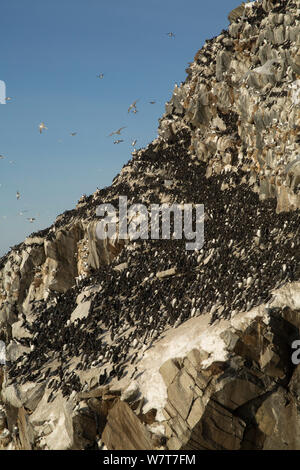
[6,128,299,400]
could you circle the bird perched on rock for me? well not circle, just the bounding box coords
[289,80,300,108]
[39,122,48,134]
[285,156,300,174]
[108,127,126,137]
[99,369,107,385]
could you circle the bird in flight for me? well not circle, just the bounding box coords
[149,100,156,104]
[27,217,36,223]
[251,59,280,75]
[113,139,124,144]
[70,132,77,136]
[108,127,126,137]
[16,191,20,200]
[128,99,139,113]
[241,59,280,83]
[97,73,104,79]
[39,122,48,134]
[0,155,5,160]
[166,32,175,38]
[5,97,12,102]
[131,139,137,147]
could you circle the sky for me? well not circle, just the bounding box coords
[0,0,245,257]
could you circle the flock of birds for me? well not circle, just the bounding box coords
[0,31,176,230]
[37,95,157,148]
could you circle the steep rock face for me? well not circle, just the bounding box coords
[160,0,300,214]
[0,221,123,342]
[0,0,299,450]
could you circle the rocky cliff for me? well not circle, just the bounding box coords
[0,0,300,450]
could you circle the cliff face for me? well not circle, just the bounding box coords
[0,0,300,450]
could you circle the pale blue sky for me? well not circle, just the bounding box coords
[0,0,244,256]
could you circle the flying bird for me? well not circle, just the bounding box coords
[70,132,77,136]
[39,122,48,134]
[16,191,20,200]
[242,59,280,82]
[27,217,36,223]
[5,97,12,102]
[166,32,175,38]
[131,139,137,147]
[149,100,156,104]
[251,59,280,75]
[108,127,126,137]
[113,139,124,144]
[97,73,104,79]
[128,99,139,113]
[0,155,5,160]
